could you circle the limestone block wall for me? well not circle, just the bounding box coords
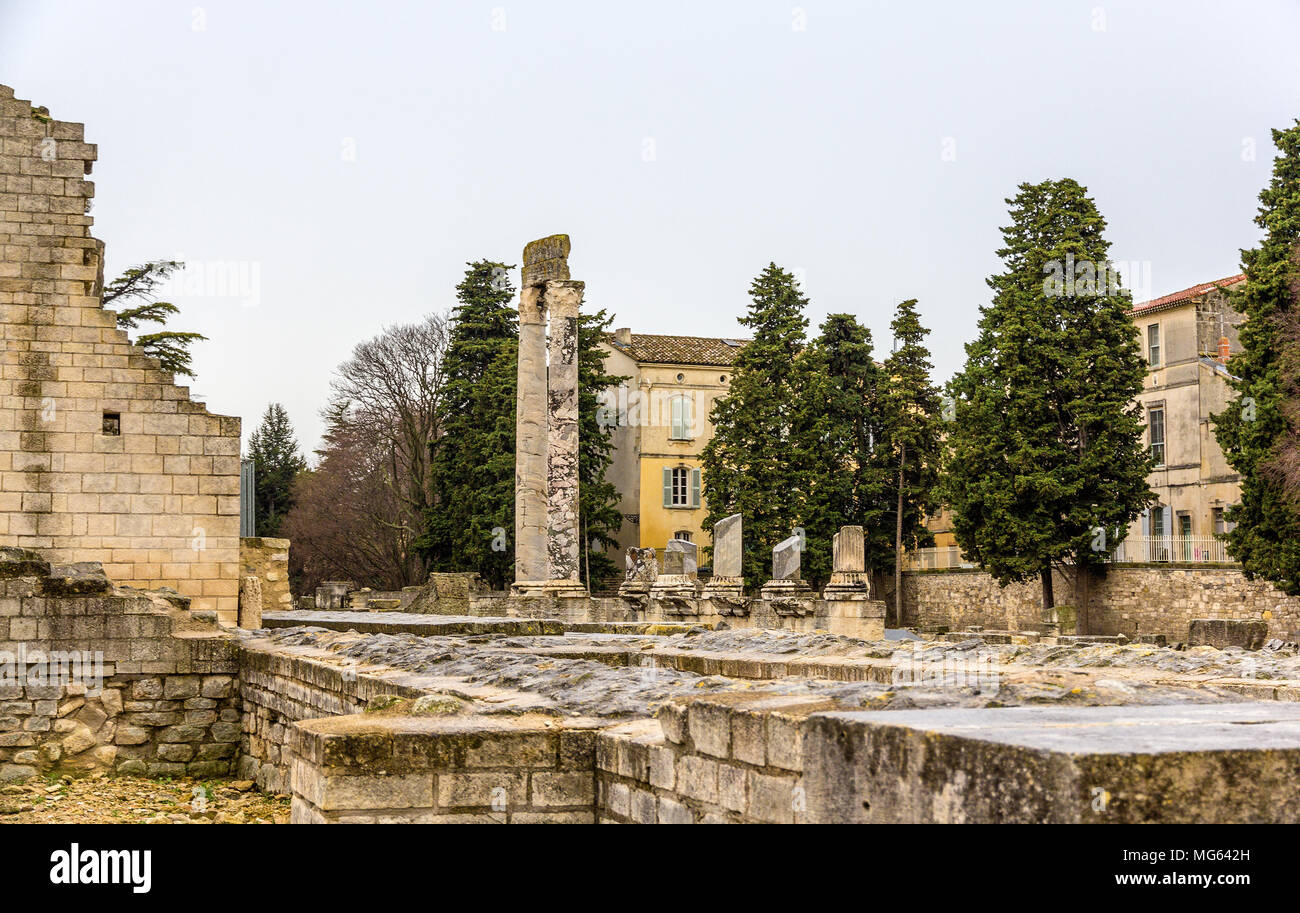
[240,537,292,613]
[596,693,829,824]
[237,639,428,793]
[286,714,599,824]
[903,566,1300,641]
[0,547,241,780]
[0,85,241,622]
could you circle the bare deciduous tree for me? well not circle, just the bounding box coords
[284,314,449,593]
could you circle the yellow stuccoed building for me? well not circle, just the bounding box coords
[600,330,744,563]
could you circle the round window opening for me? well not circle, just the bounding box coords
[720,375,727,383]
[676,373,685,383]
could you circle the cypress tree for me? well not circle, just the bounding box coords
[792,313,889,589]
[879,300,943,625]
[421,261,518,588]
[1213,122,1300,593]
[245,403,307,537]
[945,179,1154,623]
[702,263,809,590]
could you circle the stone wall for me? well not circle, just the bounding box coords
[287,714,599,824]
[596,693,827,824]
[903,565,1300,641]
[240,538,291,614]
[0,547,241,780]
[237,638,426,794]
[0,85,241,622]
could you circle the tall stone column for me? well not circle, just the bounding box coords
[514,284,548,585]
[512,235,586,597]
[544,280,583,585]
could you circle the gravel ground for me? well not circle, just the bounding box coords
[0,776,290,824]
[268,626,1252,718]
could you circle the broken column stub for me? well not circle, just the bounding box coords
[513,234,586,598]
[702,513,746,611]
[822,526,871,600]
[761,534,812,611]
[651,538,699,614]
[821,525,886,638]
[618,546,658,604]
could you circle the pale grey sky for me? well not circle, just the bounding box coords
[3,0,1297,455]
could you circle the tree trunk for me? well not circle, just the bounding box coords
[1076,562,1090,635]
[894,444,906,628]
[1040,565,1055,632]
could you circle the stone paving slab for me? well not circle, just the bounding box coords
[804,702,1300,823]
[261,611,564,636]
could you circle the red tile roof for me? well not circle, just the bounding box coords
[605,333,747,367]
[1130,274,1246,315]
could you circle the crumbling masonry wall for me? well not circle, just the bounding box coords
[903,565,1300,641]
[0,548,241,780]
[0,86,240,621]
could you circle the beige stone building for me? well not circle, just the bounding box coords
[600,331,743,560]
[1124,274,1247,558]
[0,85,242,621]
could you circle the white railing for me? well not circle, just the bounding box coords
[904,536,1237,570]
[903,546,976,571]
[1107,536,1235,565]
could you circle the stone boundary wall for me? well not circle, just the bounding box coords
[903,565,1300,642]
[596,693,830,824]
[237,640,431,794]
[0,85,241,622]
[0,547,240,780]
[286,714,600,824]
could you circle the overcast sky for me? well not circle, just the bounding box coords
[3,0,1297,455]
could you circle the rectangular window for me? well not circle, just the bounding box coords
[663,466,701,508]
[1148,406,1165,466]
[671,466,688,505]
[1147,324,1160,366]
[102,412,121,436]
[669,395,693,441]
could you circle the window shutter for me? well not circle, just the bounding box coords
[690,468,701,508]
[663,467,673,508]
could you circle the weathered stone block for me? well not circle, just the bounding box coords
[1188,618,1268,651]
[803,703,1300,824]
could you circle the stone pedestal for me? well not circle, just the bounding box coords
[702,513,746,613]
[761,534,812,614]
[651,540,698,614]
[618,546,657,610]
[760,578,814,614]
[822,526,871,601]
[315,581,353,610]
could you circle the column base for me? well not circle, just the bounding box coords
[511,579,589,599]
[760,578,814,616]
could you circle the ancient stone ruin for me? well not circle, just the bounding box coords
[513,235,586,598]
[0,85,242,623]
[6,86,1300,826]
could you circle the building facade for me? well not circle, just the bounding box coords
[1125,274,1246,557]
[599,330,743,561]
